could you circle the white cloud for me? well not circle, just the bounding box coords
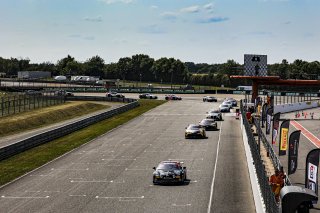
[84,16,103,22]
[204,3,214,10]
[180,5,200,13]
[98,0,133,4]
[160,12,179,21]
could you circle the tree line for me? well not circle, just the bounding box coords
[0,55,319,87]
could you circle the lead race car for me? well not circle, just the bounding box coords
[153,161,187,184]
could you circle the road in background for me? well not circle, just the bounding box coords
[0,99,255,213]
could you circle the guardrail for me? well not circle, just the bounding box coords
[0,101,139,161]
[240,101,279,213]
[65,95,136,103]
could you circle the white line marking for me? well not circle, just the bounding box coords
[69,195,87,197]
[207,122,223,213]
[125,168,149,171]
[29,174,54,177]
[1,195,50,199]
[101,159,134,161]
[70,180,125,183]
[172,203,192,207]
[95,196,144,200]
[24,190,40,193]
[51,168,89,171]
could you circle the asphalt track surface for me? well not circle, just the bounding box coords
[0,98,255,213]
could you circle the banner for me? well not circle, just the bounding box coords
[279,120,290,156]
[266,107,273,135]
[288,130,301,175]
[272,112,281,145]
[261,103,267,128]
[305,149,320,195]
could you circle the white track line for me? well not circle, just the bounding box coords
[207,122,223,213]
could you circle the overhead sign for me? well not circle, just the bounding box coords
[244,54,268,76]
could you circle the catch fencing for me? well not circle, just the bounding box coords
[240,101,279,213]
[0,94,65,117]
[0,101,139,161]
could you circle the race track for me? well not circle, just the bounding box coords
[0,98,255,213]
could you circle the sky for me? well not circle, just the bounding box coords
[0,0,319,64]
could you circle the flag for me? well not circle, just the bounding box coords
[288,130,301,175]
[272,112,281,145]
[279,120,290,156]
[266,107,273,135]
[305,149,320,195]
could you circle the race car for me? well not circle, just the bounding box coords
[106,92,125,98]
[224,98,237,107]
[206,109,223,121]
[139,93,158,99]
[199,118,218,130]
[219,103,231,112]
[165,94,182,100]
[185,124,206,139]
[203,96,217,102]
[153,161,187,184]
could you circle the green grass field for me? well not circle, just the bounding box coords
[0,99,165,186]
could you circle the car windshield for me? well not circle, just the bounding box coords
[157,163,180,170]
[222,105,228,107]
[187,125,200,130]
[200,120,212,125]
[209,110,219,113]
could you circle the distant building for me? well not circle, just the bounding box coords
[18,71,51,79]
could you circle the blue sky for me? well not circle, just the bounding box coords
[0,0,319,64]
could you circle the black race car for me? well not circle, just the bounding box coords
[153,161,187,184]
[203,96,217,102]
[165,94,182,100]
[199,118,218,130]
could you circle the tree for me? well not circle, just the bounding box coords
[84,55,105,78]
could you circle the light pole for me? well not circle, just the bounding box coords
[139,74,142,88]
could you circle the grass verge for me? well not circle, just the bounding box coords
[0,101,109,137]
[0,100,165,186]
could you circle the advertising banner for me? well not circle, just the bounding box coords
[272,112,281,145]
[261,103,267,127]
[305,149,320,195]
[288,130,301,175]
[266,107,273,135]
[279,120,290,156]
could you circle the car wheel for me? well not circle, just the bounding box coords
[153,177,157,184]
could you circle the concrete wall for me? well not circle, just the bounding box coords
[274,101,320,114]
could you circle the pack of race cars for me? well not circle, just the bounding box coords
[184,97,237,139]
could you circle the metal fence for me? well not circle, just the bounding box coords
[0,94,65,117]
[240,101,279,213]
[253,117,292,187]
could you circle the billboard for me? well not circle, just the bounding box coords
[244,54,268,76]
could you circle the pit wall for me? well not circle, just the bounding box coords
[274,101,320,114]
